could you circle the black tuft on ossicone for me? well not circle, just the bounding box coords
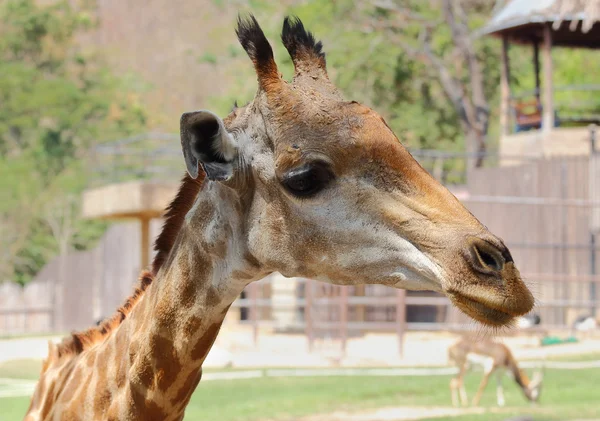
[281,16,325,66]
[236,14,274,66]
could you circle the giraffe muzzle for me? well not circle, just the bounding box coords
[439,235,535,327]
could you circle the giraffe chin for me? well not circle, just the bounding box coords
[447,293,516,327]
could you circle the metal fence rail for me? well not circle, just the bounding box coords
[229,269,600,357]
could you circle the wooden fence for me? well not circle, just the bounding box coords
[467,155,598,325]
[0,221,162,334]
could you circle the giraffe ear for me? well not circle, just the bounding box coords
[180,110,238,180]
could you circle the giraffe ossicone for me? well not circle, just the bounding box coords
[25,14,534,420]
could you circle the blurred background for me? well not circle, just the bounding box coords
[1,0,600,420]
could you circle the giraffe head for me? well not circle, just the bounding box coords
[179,15,534,327]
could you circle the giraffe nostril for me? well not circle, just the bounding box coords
[466,237,507,275]
[477,247,502,271]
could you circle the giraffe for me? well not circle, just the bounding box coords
[25,15,535,421]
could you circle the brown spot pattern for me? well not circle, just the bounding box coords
[183,316,203,337]
[172,370,202,406]
[150,335,181,391]
[191,322,223,362]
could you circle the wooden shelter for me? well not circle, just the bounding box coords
[81,133,183,270]
[82,181,178,269]
[478,0,600,160]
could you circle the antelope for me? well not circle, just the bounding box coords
[448,337,543,407]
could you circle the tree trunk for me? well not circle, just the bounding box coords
[368,0,493,173]
[466,128,486,168]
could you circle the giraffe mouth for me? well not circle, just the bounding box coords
[446,291,515,327]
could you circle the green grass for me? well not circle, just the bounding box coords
[184,369,600,421]
[546,352,600,362]
[418,366,600,421]
[0,333,64,341]
[1,361,599,421]
[1,397,32,421]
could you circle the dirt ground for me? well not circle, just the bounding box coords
[302,406,487,421]
[1,331,600,368]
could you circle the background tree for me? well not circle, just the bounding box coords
[0,0,147,284]
[364,0,494,169]
[257,0,600,170]
[280,0,500,170]
[230,0,502,174]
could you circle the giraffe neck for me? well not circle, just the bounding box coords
[111,183,260,420]
[29,182,263,421]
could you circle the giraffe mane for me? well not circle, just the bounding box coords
[53,271,154,359]
[50,172,205,361]
[152,173,204,274]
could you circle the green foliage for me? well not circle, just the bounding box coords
[198,52,218,65]
[285,0,497,152]
[0,0,147,284]
[223,0,492,152]
[505,42,600,125]
[217,0,600,157]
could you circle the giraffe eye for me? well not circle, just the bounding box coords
[282,162,333,198]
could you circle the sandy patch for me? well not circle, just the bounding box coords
[302,406,486,421]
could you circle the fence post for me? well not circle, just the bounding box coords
[250,282,258,346]
[433,157,443,182]
[50,277,57,332]
[339,286,348,358]
[140,216,151,270]
[305,279,314,353]
[396,289,406,358]
[591,233,597,315]
[590,125,598,316]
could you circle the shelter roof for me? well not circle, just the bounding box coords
[477,0,600,48]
